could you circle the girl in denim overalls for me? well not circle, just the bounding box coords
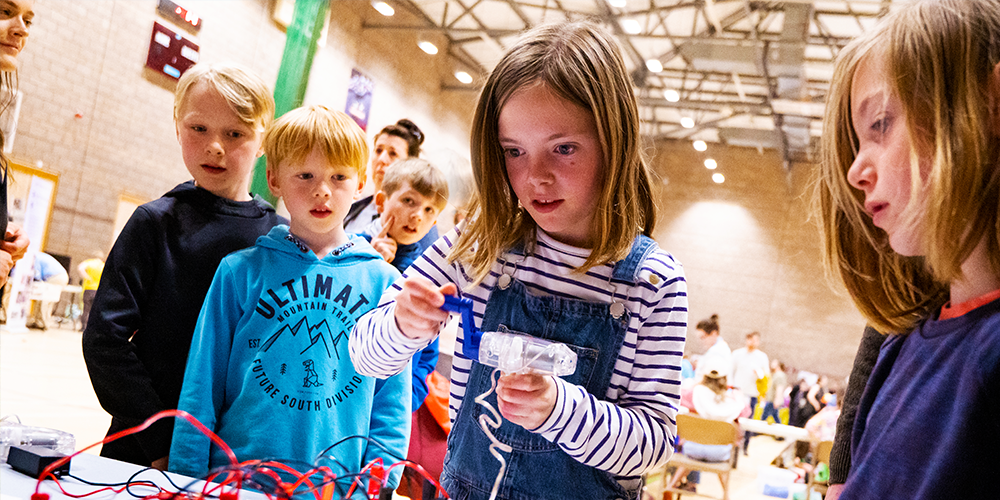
[351,21,688,500]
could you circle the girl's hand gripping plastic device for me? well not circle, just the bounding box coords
[441,295,577,376]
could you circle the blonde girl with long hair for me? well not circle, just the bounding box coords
[817,1,1000,498]
[351,20,687,500]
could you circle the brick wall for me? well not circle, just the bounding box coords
[650,139,866,378]
[12,0,476,281]
[12,0,285,270]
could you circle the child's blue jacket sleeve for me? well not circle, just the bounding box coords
[411,339,439,410]
[365,361,412,488]
[168,261,242,478]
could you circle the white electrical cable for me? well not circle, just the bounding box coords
[474,347,561,500]
[474,368,514,500]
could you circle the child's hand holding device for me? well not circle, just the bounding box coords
[394,276,457,340]
[438,295,576,430]
[496,372,557,430]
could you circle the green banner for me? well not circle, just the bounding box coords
[250,0,330,204]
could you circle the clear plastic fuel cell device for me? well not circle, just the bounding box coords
[479,331,577,376]
[0,418,76,462]
[441,295,577,377]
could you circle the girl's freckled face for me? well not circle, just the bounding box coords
[498,83,604,248]
[846,56,927,256]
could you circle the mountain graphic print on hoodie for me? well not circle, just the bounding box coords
[169,225,409,487]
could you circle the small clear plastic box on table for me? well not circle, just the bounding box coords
[0,417,75,462]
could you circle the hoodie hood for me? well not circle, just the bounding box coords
[256,225,387,265]
[165,180,277,218]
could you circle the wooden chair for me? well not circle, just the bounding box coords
[806,440,834,499]
[662,414,741,500]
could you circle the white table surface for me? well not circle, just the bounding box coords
[738,418,811,441]
[1,453,264,500]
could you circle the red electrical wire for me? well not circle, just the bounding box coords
[31,410,241,500]
[27,410,443,500]
[29,477,165,500]
[384,460,450,499]
[244,459,326,499]
[342,458,381,499]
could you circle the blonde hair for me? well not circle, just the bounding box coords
[263,105,369,178]
[173,63,275,133]
[451,20,655,284]
[0,58,17,180]
[817,0,1000,333]
[381,158,449,211]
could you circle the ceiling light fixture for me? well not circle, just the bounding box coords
[645,59,663,73]
[663,89,680,102]
[371,1,394,16]
[704,159,717,170]
[680,117,695,129]
[418,41,438,55]
[455,71,473,84]
[712,173,725,184]
[693,140,707,152]
[621,19,641,34]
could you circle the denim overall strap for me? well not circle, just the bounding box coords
[441,236,653,500]
[611,235,655,283]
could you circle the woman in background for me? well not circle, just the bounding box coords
[343,119,424,233]
[667,358,746,494]
[0,0,33,287]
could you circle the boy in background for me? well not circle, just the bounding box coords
[82,63,281,469]
[168,105,409,488]
[361,158,448,273]
[26,251,68,330]
[356,157,448,411]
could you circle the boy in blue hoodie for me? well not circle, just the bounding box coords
[168,106,409,489]
[359,158,448,274]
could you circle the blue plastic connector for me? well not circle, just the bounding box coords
[440,295,481,359]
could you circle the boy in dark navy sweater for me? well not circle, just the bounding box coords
[82,63,281,469]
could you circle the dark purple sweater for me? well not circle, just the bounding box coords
[841,299,1000,499]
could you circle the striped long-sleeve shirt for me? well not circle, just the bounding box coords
[350,227,687,476]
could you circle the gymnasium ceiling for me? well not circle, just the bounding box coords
[359,0,895,167]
